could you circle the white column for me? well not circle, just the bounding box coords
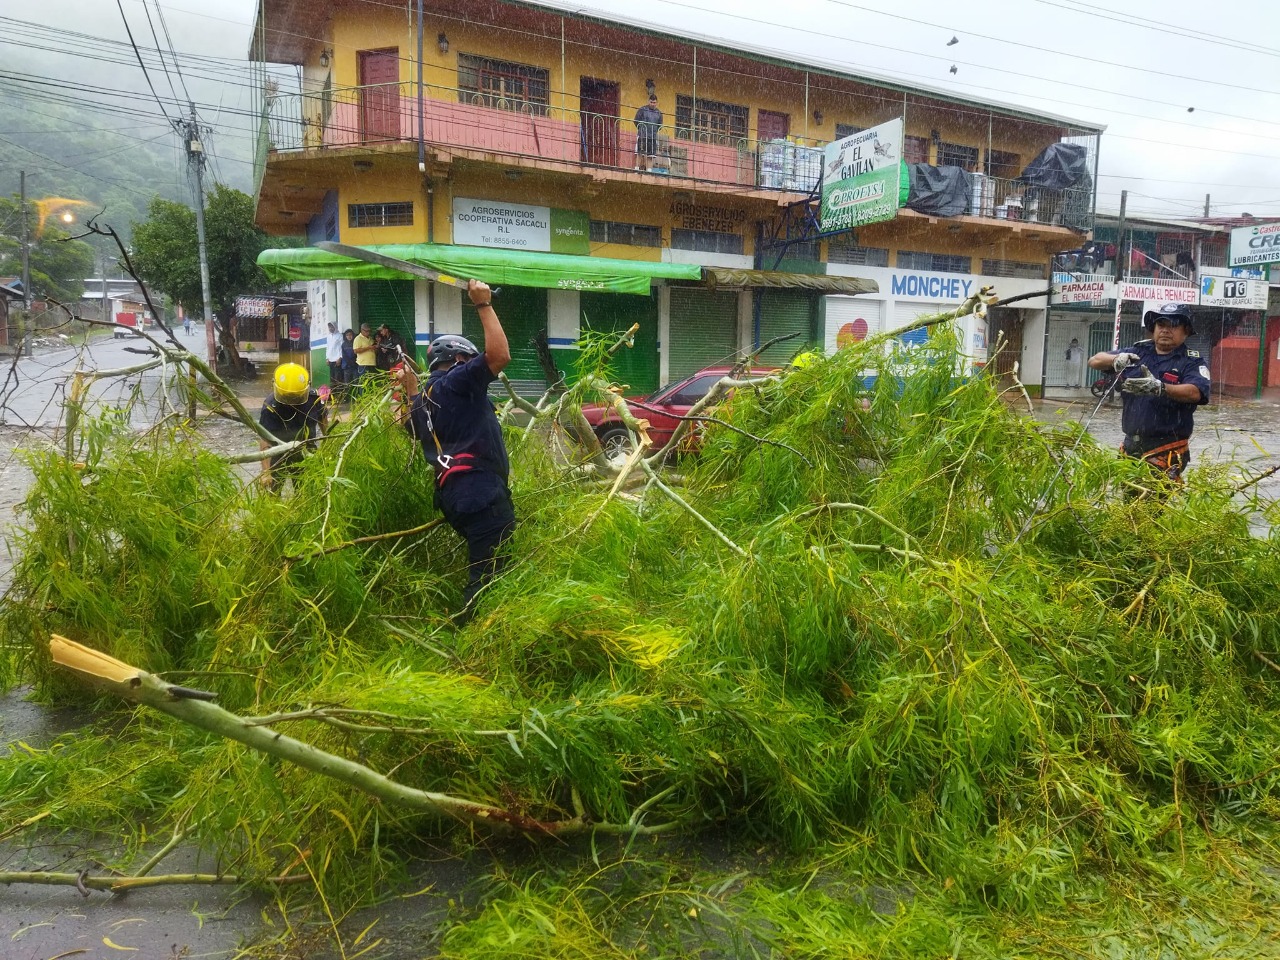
[335,280,355,332]
[737,289,753,355]
[658,286,671,386]
[547,289,580,351]
[414,279,431,354]
[434,286,463,336]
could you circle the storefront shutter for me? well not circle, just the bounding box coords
[893,301,950,347]
[463,285,548,396]
[824,296,883,352]
[580,291,660,395]
[756,290,816,365]
[668,288,738,384]
[358,279,417,361]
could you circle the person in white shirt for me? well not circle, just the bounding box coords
[325,321,344,393]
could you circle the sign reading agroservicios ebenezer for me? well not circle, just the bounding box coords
[820,118,904,234]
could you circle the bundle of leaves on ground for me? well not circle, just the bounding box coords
[2,328,1279,954]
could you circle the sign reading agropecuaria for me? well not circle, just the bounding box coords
[453,198,589,255]
[1230,221,1280,268]
[819,118,904,233]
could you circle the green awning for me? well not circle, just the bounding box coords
[700,269,879,295]
[257,244,702,296]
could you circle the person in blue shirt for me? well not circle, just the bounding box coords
[1088,303,1211,482]
[396,281,514,620]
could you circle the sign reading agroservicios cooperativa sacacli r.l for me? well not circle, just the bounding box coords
[1229,221,1280,267]
[819,118,905,233]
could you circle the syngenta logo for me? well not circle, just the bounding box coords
[828,180,886,209]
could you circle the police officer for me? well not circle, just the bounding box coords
[259,362,328,491]
[397,281,514,619]
[1087,303,1210,481]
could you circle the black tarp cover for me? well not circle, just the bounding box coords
[906,164,973,217]
[1017,142,1089,190]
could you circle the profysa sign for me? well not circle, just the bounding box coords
[1229,221,1280,267]
[453,198,589,255]
[819,118,904,233]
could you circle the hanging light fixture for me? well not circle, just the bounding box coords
[319,49,331,68]
[437,33,449,55]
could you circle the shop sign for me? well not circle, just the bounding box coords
[819,117,904,233]
[1117,281,1197,304]
[1199,269,1268,309]
[452,198,589,255]
[1051,274,1116,305]
[889,271,976,302]
[669,200,747,233]
[1229,221,1280,267]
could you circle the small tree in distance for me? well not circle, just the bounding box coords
[131,183,299,375]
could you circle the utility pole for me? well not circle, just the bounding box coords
[19,170,32,357]
[1111,189,1128,350]
[1203,194,1211,218]
[100,249,110,327]
[184,102,217,374]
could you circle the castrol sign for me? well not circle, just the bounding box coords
[1230,221,1280,267]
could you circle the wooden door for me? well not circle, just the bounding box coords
[358,48,400,142]
[757,109,790,142]
[986,307,1025,385]
[580,78,620,166]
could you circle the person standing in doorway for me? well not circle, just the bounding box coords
[1087,303,1210,482]
[325,321,344,392]
[1064,337,1085,388]
[352,322,377,396]
[633,94,662,172]
[397,281,515,622]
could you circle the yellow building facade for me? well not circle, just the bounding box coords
[250,0,1102,392]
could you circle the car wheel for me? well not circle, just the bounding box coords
[598,427,633,464]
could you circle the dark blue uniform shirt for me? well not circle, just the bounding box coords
[1118,339,1211,444]
[259,390,325,442]
[408,354,510,515]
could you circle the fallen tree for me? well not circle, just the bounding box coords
[2,295,1280,958]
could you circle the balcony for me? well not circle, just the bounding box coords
[256,81,1094,232]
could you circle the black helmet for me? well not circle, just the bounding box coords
[1143,303,1195,336]
[427,334,480,370]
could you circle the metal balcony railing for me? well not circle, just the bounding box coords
[259,81,1095,229]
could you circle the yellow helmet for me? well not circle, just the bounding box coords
[790,350,820,370]
[273,363,310,404]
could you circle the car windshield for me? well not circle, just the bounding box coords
[663,374,721,407]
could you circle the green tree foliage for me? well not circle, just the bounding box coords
[0,196,95,302]
[131,183,281,319]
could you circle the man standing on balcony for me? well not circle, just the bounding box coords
[397,281,515,624]
[1087,303,1210,482]
[634,94,662,172]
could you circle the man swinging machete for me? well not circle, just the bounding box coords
[396,280,515,622]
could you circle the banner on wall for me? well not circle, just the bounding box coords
[819,118,904,233]
[452,198,589,255]
[1199,268,1268,309]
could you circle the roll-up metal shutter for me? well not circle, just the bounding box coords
[358,279,417,362]
[463,285,548,396]
[668,288,738,383]
[580,291,660,395]
[893,301,950,347]
[757,290,817,365]
[824,297,883,353]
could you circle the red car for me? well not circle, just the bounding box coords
[581,365,777,461]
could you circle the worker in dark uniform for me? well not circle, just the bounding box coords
[258,362,328,491]
[1088,303,1210,482]
[397,281,514,620]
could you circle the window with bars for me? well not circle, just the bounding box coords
[938,141,979,171]
[981,258,1046,280]
[457,53,549,115]
[828,240,890,267]
[983,149,1020,179]
[675,94,749,144]
[590,220,662,247]
[1200,240,1229,269]
[897,250,972,274]
[348,202,414,227]
[904,135,929,164]
[835,123,864,139]
[671,228,744,255]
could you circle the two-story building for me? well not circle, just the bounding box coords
[250,0,1102,394]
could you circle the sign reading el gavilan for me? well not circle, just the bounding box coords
[819,118,904,233]
[1229,221,1280,267]
[452,198,589,255]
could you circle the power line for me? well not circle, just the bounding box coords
[1029,0,1280,60]
[113,0,178,128]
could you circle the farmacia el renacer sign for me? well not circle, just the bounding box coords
[820,118,905,233]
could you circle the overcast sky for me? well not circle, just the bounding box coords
[9,0,1280,222]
